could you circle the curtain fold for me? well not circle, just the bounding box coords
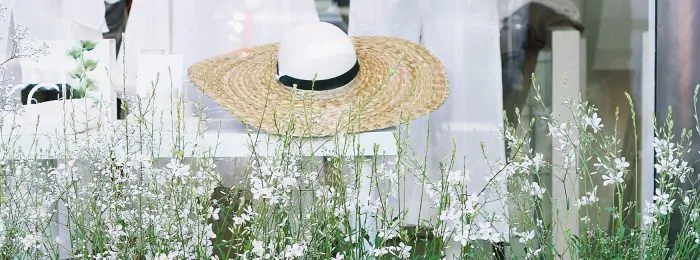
[422,0,508,234]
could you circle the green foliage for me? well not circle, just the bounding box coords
[81,40,97,51]
[66,40,100,98]
[83,59,98,71]
[66,47,81,60]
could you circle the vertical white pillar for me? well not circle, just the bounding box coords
[639,30,654,253]
[551,29,581,260]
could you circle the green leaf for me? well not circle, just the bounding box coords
[69,67,83,79]
[84,78,97,91]
[616,225,626,239]
[81,40,97,51]
[84,59,99,71]
[66,48,82,60]
[69,72,81,79]
[71,87,85,99]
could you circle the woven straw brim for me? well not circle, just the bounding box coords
[188,36,449,137]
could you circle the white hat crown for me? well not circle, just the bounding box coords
[277,22,357,84]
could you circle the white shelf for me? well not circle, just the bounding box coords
[2,118,398,159]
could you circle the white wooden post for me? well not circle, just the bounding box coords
[551,29,581,260]
[640,30,654,253]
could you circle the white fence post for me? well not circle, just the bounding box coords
[551,29,581,260]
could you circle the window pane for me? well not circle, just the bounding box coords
[501,0,649,256]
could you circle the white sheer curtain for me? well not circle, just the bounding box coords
[421,0,508,239]
[349,0,508,241]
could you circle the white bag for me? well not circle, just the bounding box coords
[3,82,103,135]
[10,40,116,135]
[22,98,103,134]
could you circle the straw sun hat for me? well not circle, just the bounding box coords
[188,21,449,137]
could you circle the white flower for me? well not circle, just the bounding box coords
[477,222,502,243]
[207,225,216,239]
[512,228,536,244]
[526,248,543,259]
[207,206,220,220]
[531,153,545,171]
[154,251,180,260]
[602,171,624,186]
[653,189,675,216]
[233,213,251,225]
[584,112,603,133]
[250,178,275,201]
[548,122,569,138]
[613,157,630,172]
[643,214,657,226]
[575,186,599,208]
[580,216,591,224]
[252,240,265,257]
[653,188,670,202]
[19,233,39,250]
[281,176,297,190]
[654,137,676,155]
[396,242,413,258]
[447,170,469,185]
[528,181,546,199]
[283,242,307,259]
[378,227,399,240]
[331,253,344,260]
[371,247,391,257]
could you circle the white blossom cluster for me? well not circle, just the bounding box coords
[593,156,630,187]
[1,142,220,259]
[641,137,692,228]
[653,137,691,184]
[232,148,417,259]
[423,168,506,246]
